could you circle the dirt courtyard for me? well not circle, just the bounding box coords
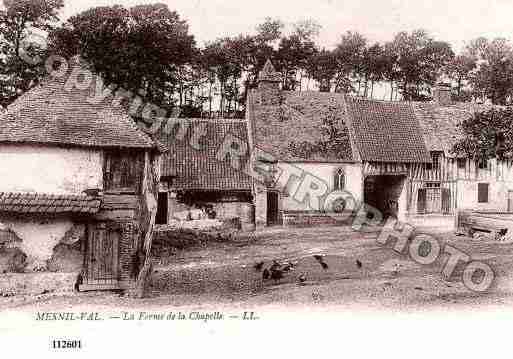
[3,225,513,311]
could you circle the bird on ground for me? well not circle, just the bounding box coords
[298,273,307,284]
[270,260,281,271]
[270,268,284,283]
[262,268,270,280]
[282,261,295,272]
[254,261,265,271]
[356,260,362,269]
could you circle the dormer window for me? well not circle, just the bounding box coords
[333,168,345,191]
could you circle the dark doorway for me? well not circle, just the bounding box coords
[267,191,280,225]
[364,175,405,220]
[156,192,168,225]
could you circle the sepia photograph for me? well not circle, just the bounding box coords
[0,0,512,357]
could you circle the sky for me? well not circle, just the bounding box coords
[61,0,513,52]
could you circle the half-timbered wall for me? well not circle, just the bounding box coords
[364,155,513,217]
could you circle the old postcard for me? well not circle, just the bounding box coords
[0,0,512,357]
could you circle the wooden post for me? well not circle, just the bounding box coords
[131,151,161,298]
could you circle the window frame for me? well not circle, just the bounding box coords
[333,167,345,191]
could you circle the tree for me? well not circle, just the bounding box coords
[333,31,367,94]
[307,48,338,92]
[50,3,196,110]
[0,0,64,106]
[275,19,319,91]
[452,108,513,160]
[387,30,454,101]
[444,53,476,101]
[465,37,513,105]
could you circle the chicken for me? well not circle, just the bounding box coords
[270,268,284,283]
[269,260,281,272]
[314,255,329,270]
[262,268,270,280]
[298,273,307,284]
[254,261,265,271]
[282,261,295,272]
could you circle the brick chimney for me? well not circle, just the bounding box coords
[257,59,281,106]
[433,83,453,106]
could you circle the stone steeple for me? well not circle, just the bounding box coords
[258,59,281,84]
[257,59,281,105]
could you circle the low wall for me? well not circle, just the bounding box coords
[405,214,456,231]
[0,272,78,296]
[283,211,355,228]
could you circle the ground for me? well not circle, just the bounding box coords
[2,225,513,311]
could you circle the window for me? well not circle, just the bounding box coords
[478,183,489,203]
[478,158,488,170]
[457,158,466,169]
[425,182,441,188]
[426,151,442,170]
[104,151,143,193]
[333,168,345,191]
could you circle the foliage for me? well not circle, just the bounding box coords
[465,37,513,105]
[385,29,454,100]
[452,108,513,160]
[0,0,64,106]
[49,3,196,111]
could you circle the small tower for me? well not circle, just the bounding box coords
[257,59,281,105]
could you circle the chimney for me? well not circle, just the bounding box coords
[433,83,453,106]
[257,59,281,106]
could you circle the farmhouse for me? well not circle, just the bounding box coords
[0,60,164,292]
[153,60,513,232]
[246,61,513,229]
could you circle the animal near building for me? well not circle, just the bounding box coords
[0,60,164,292]
[246,61,513,229]
[157,60,513,230]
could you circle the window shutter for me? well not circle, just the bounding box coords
[417,188,427,214]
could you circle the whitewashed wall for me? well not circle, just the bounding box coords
[457,180,513,212]
[0,144,103,194]
[275,162,363,211]
[0,144,103,270]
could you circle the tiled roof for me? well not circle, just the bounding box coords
[411,101,496,154]
[157,119,253,190]
[0,193,101,214]
[346,98,431,163]
[248,90,355,162]
[1,61,157,150]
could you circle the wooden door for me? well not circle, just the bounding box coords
[267,191,280,225]
[84,222,120,290]
[425,188,441,213]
